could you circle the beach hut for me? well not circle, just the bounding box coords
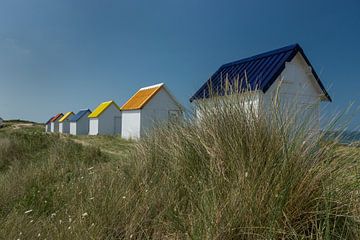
[45,117,53,132]
[69,109,92,135]
[190,44,331,133]
[88,101,122,135]
[59,112,74,134]
[121,83,183,139]
[50,113,63,133]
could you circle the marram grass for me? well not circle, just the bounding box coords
[0,97,359,239]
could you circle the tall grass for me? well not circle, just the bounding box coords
[0,94,359,239]
[119,94,360,239]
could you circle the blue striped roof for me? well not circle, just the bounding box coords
[190,44,331,102]
[69,109,92,122]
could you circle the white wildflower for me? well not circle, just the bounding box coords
[25,210,33,214]
[245,172,248,178]
[88,167,94,171]
[122,196,126,199]
[82,212,88,217]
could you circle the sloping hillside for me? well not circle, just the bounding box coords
[0,112,359,239]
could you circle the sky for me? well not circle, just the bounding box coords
[0,0,359,129]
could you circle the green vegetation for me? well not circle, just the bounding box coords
[0,100,359,239]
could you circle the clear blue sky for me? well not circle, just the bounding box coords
[0,0,359,129]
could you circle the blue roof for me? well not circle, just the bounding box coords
[190,44,331,102]
[69,109,92,122]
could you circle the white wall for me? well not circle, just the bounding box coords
[262,52,322,132]
[194,92,261,120]
[98,104,122,135]
[89,104,121,135]
[59,123,63,133]
[45,124,50,132]
[70,122,77,135]
[70,114,90,135]
[59,120,71,134]
[121,110,141,139]
[50,121,60,132]
[140,88,182,137]
[89,119,99,135]
[193,52,323,132]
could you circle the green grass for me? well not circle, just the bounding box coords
[0,98,359,239]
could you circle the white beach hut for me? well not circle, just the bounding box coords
[190,44,331,133]
[88,101,122,135]
[69,109,92,135]
[45,117,53,132]
[121,83,183,139]
[59,112,74,134]
[50,113,63,133]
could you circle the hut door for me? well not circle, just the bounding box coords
[114,117,122,134]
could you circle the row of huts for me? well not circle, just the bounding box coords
[45,83,183,139]
[46,44,332,138]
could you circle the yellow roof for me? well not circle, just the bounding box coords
[121,83,163,110]
[59,112,74,122]
[88,100,121,118]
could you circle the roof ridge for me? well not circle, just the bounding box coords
[59,111,74,122]
[140,83,164,90]
[221,44,300,68]
[121,84,164,110]
[88,100,121,118]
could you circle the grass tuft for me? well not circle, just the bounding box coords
[0,95,359,239]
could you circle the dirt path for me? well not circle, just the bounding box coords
[11,123,34,129]
[70,138,126,157]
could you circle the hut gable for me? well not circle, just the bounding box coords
[89,101,122,135]
[190,44,331,102]
[69,109,92,135]
[59,112,74,122]
[121,83,183,139]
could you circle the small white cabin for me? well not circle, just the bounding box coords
[70,109,92,135]
[121,83,183,139]
[50,113,63,133]
[59,112,74,134]
[88,101,122,135]
[45,117,53,132]
[190,44,331,133]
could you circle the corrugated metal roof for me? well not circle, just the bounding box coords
[59,112,74,122]
[88,100,121,118]
[190,44,331,102]
[70,109,92,122]
[121,83,163,110]
[50,113,63,122]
